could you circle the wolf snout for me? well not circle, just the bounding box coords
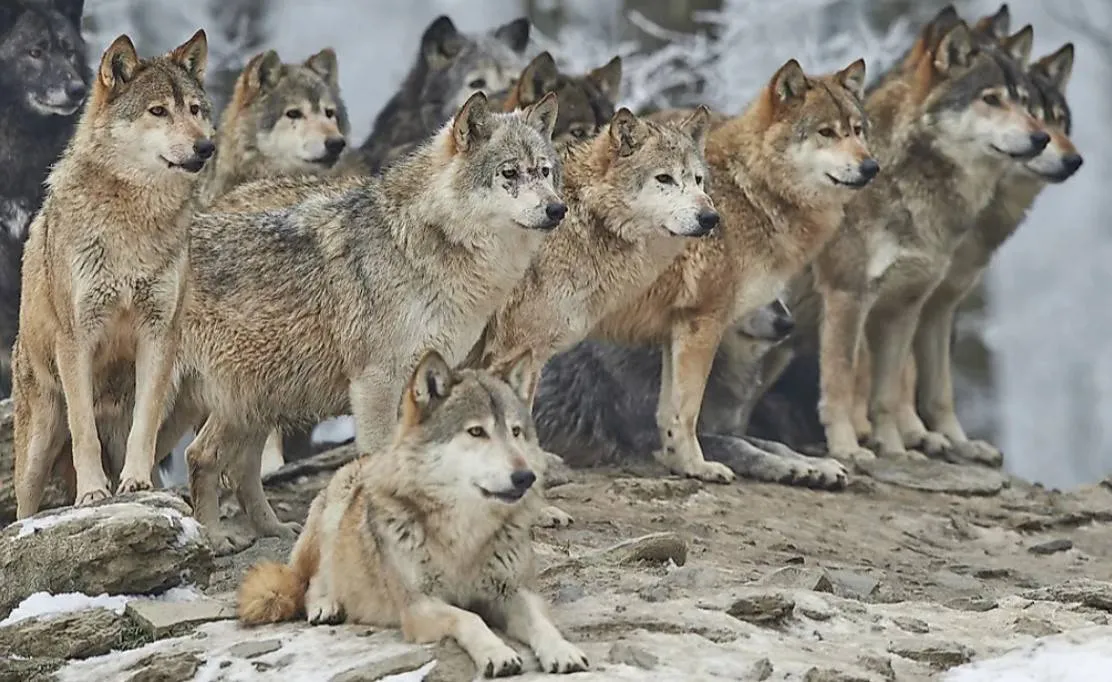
[692,209,720,236]
[510,469,536,492]
[1063,154,1084,174]
[325,137,347,157]
[193,139,216,160]
[859,158,880,181]
[1028,131,1051,155]
[546,203,567,222]
[773,314,795,339]
[65,81,87,104]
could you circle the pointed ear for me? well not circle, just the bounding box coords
[303,47,338,87]
[837,58,867,100]
[493,17,531,54]
[494,350,538,405]
[421,15,464,69]
[51,0,84,26]
[170,28,208,83]
[608,107,646,158]
[400,350,455,424]
[933,23,975,74]
[769,59,808,103]
[903,5,960,72]
[515,51,559,106]
[973,4,1011,40]
[587,56,623,102]
[678,105,711,153]
[98,34,139,91]
[241,50,281,97]
[524,91,558,140]
[1033,43,1074,92]
[451,91,492,154]
[999,25,1034,66]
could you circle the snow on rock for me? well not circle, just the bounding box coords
[0,592,130,627]
[944,626,1112,682]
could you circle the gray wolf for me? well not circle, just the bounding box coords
[339,15,530,175]
[199,47,349,205]
[562,57,874,485]
[13,29,214,518]
[0,0,90,396]
[237,350,589,677]
[169,92,563,555]
[534,299,848,489]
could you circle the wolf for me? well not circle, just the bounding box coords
[237,350,590,677]
[0,0,90,395]
[338,15,530,175]
[198,47,349,205]
[538,58,874,486]
[149,92,563,555]
[12,29,214,518]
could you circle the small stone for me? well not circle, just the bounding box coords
[795,593,834,621]
[637,584,671,603]
[802,668,871,682]
[759,566,834,593]
[972,567,1014,580]
[227,639,283,659]
[825,570,880,601]
[892,616,929,634]
[586,532,688,567]
[945,596,998,612]
[857,655,896,681]
[329,649,436,681]
[887,639,974,670]
[727,592,795,626]
[124,651,203,682]
[607,641,658,670]
[1028,539,1073,555]
[747,657,773,681]
[1012,616,1061,637]
[0,608,126,660]
[126,596,236,637]
[1022,578,1112,612]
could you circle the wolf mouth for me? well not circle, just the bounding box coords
[161,156,205,173]
[477,485,527,503]
[826,173,870,188]
[991,145,1040,160]
[29,97,81,116]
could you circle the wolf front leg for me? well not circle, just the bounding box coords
[401,597,524,678]
[655,316,735,483]
[54,335,111,504]
[866,294,934,460]
[117,325,180,493]
[502,588,589,674]
[349,363,403,454]
[816,286,878,464]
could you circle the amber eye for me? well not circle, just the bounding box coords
[655,173,676,185]
[501,168,518,180]
[467,426,487,438]
[982,93,1001,107]
[818,127,837,139]
[285,109,303,119]
[148,106,168,117]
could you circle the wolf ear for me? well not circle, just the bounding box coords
[405,351,455,420]
[609,108,646,158]
[51,0,85,26]
[304,48,339,87]
[493,17,531,54]
[837,59,867,101]
[242,50,282,96]
[514,52,559,107]
[587,56,623,102]
[999,25,1034,67]
[98,34,140,91]
[973,4,1010,40]
[1033,43,1073,92]
[170,28,208,83]
[903,5,961,72]
[933,23,975,74]
[421,15,464,70]
[770,59,808,103]
[524,91,559,140]
[495,350,538,405]
[451,91,492,153]
[679,105,711,152]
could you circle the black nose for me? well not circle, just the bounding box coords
[65,82,87,102]
[545,202,567,222]
[773,315,795,338]
[1063,154,1084,173]
[325,137,346,155]
[696,210,720,233]
[859,158,880,179]
[193,139,216,159]
[510,469,536,491]
[1029,131,1051,152]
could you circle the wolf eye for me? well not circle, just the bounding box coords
[982,93,1001,107]
[852,123,863,136]
[511,425,522,438]
[540,166,551,178]
[324,107,336,118]
[285,109,303,119]
[655,174,675,185]
[467,426,488,438]
[818,127,837,139]
[189,103,200,116]
[148,106,168,117]
[695,175,704,186]
[468,78,487,89]
[29,48,43,59]
[501,168,518,180]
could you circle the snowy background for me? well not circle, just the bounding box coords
[79,0,1111,489]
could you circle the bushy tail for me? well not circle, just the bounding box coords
[237,561,306,625]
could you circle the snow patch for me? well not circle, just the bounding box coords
[379,660,438,682]
[160,507,203,546]
[0,591,130,627]
[12,507,97,538]
[944,627,1112,682]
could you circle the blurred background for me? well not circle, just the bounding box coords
[82,0,1111,489]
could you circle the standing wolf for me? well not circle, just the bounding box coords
[339,15,530,175]
[13,29,214,518]
[0,0,89,394]
[238,350,590,677]
[199,47,349,205]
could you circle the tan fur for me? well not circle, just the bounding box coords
[589,58,875,483]
[13,30,215,518]
[238,352,590,677]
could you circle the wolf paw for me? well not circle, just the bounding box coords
[476,642,523,678]
[828,444,876,466]
[307,597,346,626]
[116,476,153,495]
[907,431,951,458]
[784,456,849,491]
[205,526,255,557]
[682,460,736,484]
[75,487,111,506]
[950,439,1003,468]
[258,520,302,541]
[535,638,590,674]
[536,505,574,528]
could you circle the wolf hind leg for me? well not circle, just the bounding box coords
[186,417,253,556]
[233,427,301,541]
[701,434,848,490]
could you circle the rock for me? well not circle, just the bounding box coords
[857,655,896,681]
[607,641,659,670]
[329,650,437,681]
[0,608,127,659]
[727,593,795,626]
[584,532,688,567]
[1012,616,1062,637]
[759,566,834,593]
[887,639,974,670]
[795,593,835,621]
[126,595,235,638]
[803,668,871,682]
[227,639,283,659]
[123,651,203,682]
[944,596,998,612]
[1028,539,1073,555]
[1022,578,1112,612]
[892,616,930,634]
[857,458,1007,496]
[0,493,212,617]
[825,570,880,601]
[930,570,984,594]
[747,657,773,681]
[0,656,61,682]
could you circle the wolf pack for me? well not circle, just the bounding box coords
[0,0,1084,677]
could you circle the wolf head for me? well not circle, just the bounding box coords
[503,51,622,149]
[397,349,540,507]
[417,15,530,126]
[83,30,215,176]
[754,58,878,192]
[0,0,89,117]
[227,47,349,170]
[736,297,795,344]
[579,106,718,239]
[1020,44,1080,183]
[911,22,1048,164]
